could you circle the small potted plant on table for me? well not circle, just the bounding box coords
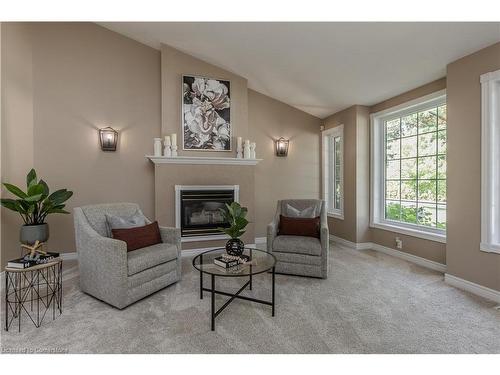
[218,202,248,256]
[1,168,73,248]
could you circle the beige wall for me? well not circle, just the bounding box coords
[323,105,370,244]
[248,89,321,237]
[370,78,447,114]
[1,23,161,267]
[446,42,500,291]
[161,44,248,156]
[323,79,447,264]
[368,78,448,264]
[1,23,35,268]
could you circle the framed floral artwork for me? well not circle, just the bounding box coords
[182,75,231,151]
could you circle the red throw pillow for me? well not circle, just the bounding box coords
[279,215,320,238]
[111,221,162,252]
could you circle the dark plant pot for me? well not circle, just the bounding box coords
[20,223,49,245]
[226,238,244,256]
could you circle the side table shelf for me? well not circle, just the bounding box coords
[4,260,63,332]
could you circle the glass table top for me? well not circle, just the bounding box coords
[192,247,276,277]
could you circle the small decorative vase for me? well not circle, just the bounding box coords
[171,144,178,157]
[225,238,244,256]
[250,142,256,159]
[153,138,163,156]
[163,144,172,157]
[243,142,251,159]
[20,223,49,245]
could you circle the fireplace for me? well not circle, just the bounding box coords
[175,185,239,241]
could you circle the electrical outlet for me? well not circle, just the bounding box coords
[395,237,403,249]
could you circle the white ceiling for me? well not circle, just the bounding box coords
[99,22,500,118]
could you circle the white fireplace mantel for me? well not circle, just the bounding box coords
[146,155,262,166]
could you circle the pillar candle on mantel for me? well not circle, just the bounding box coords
[171,133,177,147]
[243,139,251,159]
[237,137,242,149]
[164,135,171,146]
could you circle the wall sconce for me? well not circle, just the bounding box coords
[99,126,118,151]
[275,137,289,157]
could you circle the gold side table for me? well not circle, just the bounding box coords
[4,260,62,332]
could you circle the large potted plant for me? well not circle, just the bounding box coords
[218,202,249,256]
[1,169,73,245]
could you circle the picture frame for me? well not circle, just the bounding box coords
[182,74,232,152]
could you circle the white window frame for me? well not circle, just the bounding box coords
[322,125,344,219]
[480,69,500,254]
[370,90,447,243]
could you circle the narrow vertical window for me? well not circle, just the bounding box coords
[480,69,500,254]
[322,125,344,218]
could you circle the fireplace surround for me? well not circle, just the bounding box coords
[175,185,240,242]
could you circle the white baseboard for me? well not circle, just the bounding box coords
[181,247,217,257]
[330,234,446,272]
[371,243,447,273]
[444,274,500,304]
[61,252,78,261]
[181,234,230,243]
[329,235,371,250]
[254,237,267,245]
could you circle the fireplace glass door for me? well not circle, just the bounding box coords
[180,190,234,237]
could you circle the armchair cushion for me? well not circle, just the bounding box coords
[105,209,146,237]
[282,200,322,218]
[127,242,178,276]
[285,204,316,218]
[272,235,322,256]
[112,221,162,252]
[80,203,142,237]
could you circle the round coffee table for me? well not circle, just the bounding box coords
[192,247,276,331]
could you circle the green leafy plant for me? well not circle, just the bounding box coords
[1,168,73,225]
[218,202,248,239]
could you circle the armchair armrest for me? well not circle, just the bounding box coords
[320,222,329,248]
[267,215,280,252]
[159,226,181,256]
[320,204,329,255]
[74,209,127,257]
[74,210,127,268]
[73,208,128,306]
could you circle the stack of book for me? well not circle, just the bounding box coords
[7,252,60,269]
[214,254,251,269]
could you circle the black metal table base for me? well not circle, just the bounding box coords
[4,262,62,332]
[200,267,275,331]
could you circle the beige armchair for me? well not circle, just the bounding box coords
[267,199,329,278]
[73,203,181,309]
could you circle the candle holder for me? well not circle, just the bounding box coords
[154,138,163,156]
[243,140,251,159]
[164,144,172,157]
[250,142,256,159]
[171,144,178,157]
[236,145,243,158]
